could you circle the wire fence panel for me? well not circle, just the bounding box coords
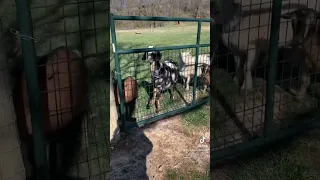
[0,0,110,179]
[0,16,28,180]
[111,15,210,130]
[211,0,320,162]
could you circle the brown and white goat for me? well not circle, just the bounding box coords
[279,8,320,99]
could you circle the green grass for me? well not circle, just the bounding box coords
[215,130,320,180]
[165,168,210,180]
[111,23,210,123]
[114,22,209,49]
[182,104,210,127]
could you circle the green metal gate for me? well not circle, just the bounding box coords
[211,0,320,164]
[7,0,109,179]
[110,14,210,132]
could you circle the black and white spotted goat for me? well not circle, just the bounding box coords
[142,46,179,113]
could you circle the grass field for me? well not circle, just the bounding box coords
[111,22,210,123]
[213,129,320,180]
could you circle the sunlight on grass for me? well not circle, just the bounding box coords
[165,168,210,180]
[182,105,210,127]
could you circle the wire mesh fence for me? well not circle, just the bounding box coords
[0,0,109,179]
[211,0,320,161]
[114,47,210,122]
[0,17,27,180]
[110,15,210,130]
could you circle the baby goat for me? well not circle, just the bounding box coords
[142,49,179,113]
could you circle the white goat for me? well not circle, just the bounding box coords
[217,0,319,91]
[178,51,210,68]
[178,51,205,90]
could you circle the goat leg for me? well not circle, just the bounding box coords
[241,50,256,92]
[186,77,191,90]
[233,56,241,86]
[169,87,175,100]
[291,72,310,100]
[155,94,162,113]
[148,88,157,108]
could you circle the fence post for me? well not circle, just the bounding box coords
[15,0,49,179]
[192,20,202,104]
[110,14,127,132]
[264,0,283,137]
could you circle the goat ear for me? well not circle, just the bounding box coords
[281,12,294,19]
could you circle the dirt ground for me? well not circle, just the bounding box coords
[110,115,210,180]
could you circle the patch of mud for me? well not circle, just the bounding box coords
[110,115,210,180]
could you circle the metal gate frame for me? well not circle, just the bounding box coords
[110,14,210,132]
[211,0,320,165]
[15,0,49,179]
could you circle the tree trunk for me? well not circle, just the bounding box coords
[0,41,26,179]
